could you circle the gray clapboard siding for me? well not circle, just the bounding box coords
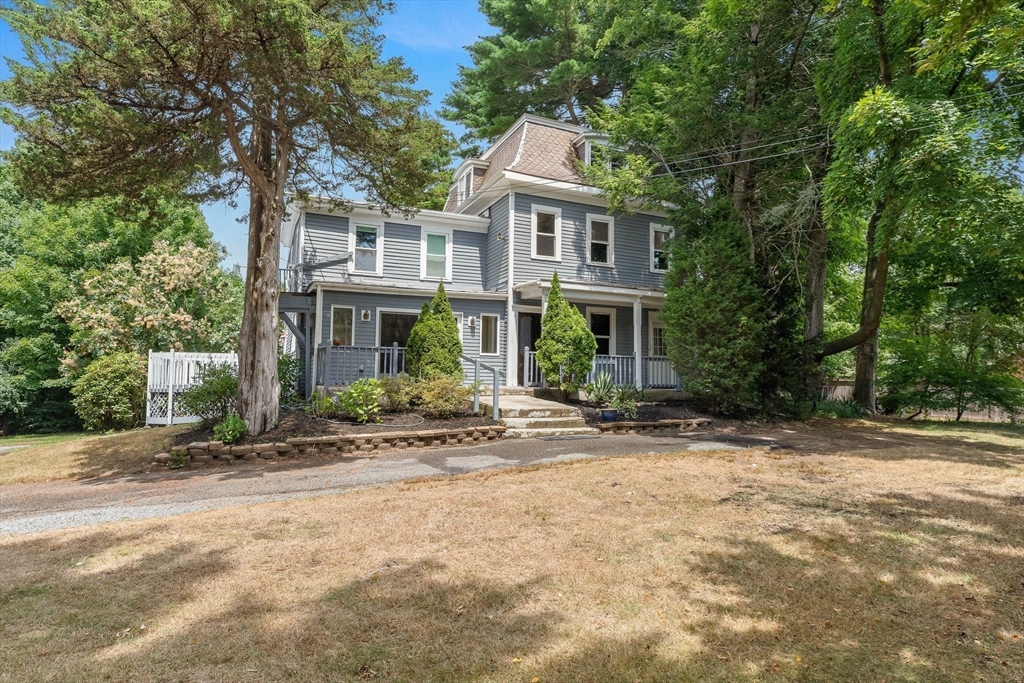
[382,222,420,281]
[453,231,486,287]
[512,193,666,290]
[485,197,509,291]
[317,290,507,378]
[301,213,350,286]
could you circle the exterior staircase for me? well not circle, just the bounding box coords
[481,394,598,438]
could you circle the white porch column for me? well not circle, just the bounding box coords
[540,286,549,318]
[633,298,643,390]
[505,192,518,386]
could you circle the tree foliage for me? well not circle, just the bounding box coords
[1,0,452,434]
[536,272,596,390]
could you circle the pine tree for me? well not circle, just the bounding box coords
[535,272,596,390]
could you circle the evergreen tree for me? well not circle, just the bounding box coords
[536,272,596,390]
[1,0,450,433]
[661,223,766,416]
[407,284,463,378]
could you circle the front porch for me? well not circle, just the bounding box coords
[513,278,675,391]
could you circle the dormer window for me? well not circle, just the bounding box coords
[457,172,472,204]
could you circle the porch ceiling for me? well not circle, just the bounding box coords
[515,279,664,307]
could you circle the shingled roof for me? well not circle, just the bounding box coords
[444,116,593,212]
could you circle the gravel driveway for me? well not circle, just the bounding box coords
[0,432,760,536]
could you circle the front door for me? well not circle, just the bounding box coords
[518,312,542,386]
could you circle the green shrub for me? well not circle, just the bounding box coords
[71,352,147,430]
[611,394,639,420]
[414,374,472,418]
[407,283,463,378]
[306,392,339,419]
[815,399,866,419]
[213,413,248,443]
[176,362,237,425]
[337,378,384,424]
[536,272,597,392]
[278,350,302,396]
[380,374,413,413]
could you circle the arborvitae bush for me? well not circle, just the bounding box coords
[407,283,463,378]
[535,272,596,390]
[661,225,766,415]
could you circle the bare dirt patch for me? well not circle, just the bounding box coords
[1,420,1021,682]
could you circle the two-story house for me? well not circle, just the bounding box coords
[279,114,678,395]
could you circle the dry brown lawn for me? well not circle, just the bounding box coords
[0,427,185,485]
[1,420,1022,682]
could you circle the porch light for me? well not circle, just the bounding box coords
[360,310,371,321]
[468,316,477,327]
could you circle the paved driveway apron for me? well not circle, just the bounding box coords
[0,433,761,536]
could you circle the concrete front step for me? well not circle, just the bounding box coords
[501,416,592,430]
[505,426,601,438]
[482,394,582,419]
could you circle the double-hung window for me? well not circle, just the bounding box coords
[531,206,561,260]
[480,314,499,355]
[351,224,382,275]
[587,307,615,356]
[421,228,453,281]
[586,214,614,266]
[651,224,670,273]
[649,313,667,356]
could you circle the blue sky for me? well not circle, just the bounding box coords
[0,1,492,269]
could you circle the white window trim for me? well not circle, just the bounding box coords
[586,306,617,356]
[454,312,464,343]
[585,213,615,267]
[349,221,384,276]
[648,311,667,357]
[420,226,454,281]
[330,305,355,346]
[530,205,562,262]
[479,313,501,356]
[650,223,670,274]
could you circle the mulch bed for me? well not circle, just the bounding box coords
[174,408,495,447]
[578,400,703,426]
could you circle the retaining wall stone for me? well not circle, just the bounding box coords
[162,425,507,468]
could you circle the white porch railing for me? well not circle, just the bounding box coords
[588,354,636,387]
[146,350,238,425]
[316,344,407,386]
[643,356,681,390]
[523,348,543,387]
[523,351,681,390]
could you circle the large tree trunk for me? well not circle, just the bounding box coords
[733,23,761,264]
[803,207,828,397]
[853,329,878,411]
[237,122,283,435]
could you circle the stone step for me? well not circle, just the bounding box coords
[505,426,601,439]
[501,416,591,430]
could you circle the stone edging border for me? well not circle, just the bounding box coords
[154,425,507,467]
[596,418,711,435]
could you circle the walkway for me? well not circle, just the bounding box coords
[0,432,760,536]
